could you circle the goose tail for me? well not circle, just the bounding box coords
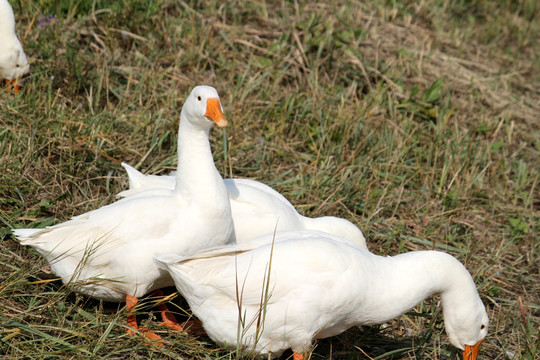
[12,228,42,244]
[116,162,144,198]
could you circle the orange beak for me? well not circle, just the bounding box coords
[204,98,227,127]
[463,339,483,360]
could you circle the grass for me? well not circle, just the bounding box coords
[1,0,538,358]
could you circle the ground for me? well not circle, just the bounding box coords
[0,0,538,359]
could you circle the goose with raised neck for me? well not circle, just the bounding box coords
[155,230,488,359]
[12,85,233,340]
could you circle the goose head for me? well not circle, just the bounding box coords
[0,48,29,80]
[444,291,489,360]
[181,85,227,129]
[0,0,30,89]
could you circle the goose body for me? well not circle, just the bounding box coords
[12,86,233,303]
[0,0,29,91]
[155,230,488,359]
[117,164,367,248]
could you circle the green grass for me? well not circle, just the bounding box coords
[1,0,538,358]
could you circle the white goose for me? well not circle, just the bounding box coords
[117,164,367,248]
[0,0,30,92]
[155,230,488,360]
[12,85,233,339]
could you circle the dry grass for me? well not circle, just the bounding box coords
[1,0,538,359]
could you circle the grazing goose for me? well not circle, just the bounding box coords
[0,0,30,92]
[155,230,488,360]
[117,164,366,248]
[12,85,233,340]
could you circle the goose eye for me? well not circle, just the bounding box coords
[197,96,202,101]
[480,325,485,330]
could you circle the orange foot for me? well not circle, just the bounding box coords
[159,317,187,332]
[153,289,206,335]
[4,79,20,93]
[161,319,206,336]
[12,79,20,93]
[126,325,164,347]
[125,294,163,347]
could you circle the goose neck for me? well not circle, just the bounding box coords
[174,114,222,197]
[356,250,476,325]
